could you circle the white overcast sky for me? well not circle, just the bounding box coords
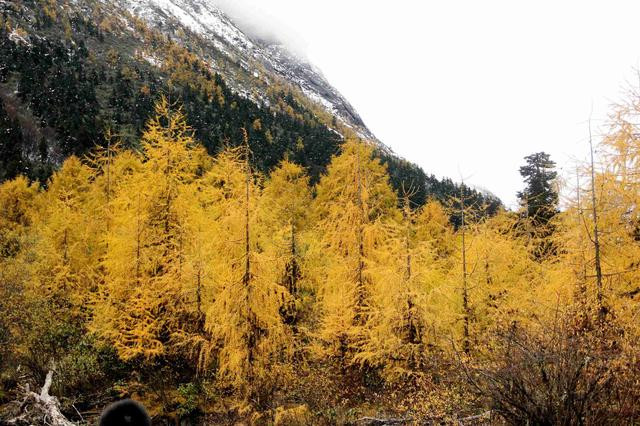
[215,1,640,208]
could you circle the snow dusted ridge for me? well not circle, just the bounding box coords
[118,0,377,142]
[124,0,254,51]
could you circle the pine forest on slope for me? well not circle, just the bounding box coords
[0,0,500,217]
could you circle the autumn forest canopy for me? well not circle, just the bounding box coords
[1,92,640,424]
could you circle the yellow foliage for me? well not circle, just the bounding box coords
[355,194,450,380]
[0,176,39,257]
[195,141,295,402]
[7,90,640,420]
[309,140,399,367]
[91,97,208,361]
[30,157,103,309]
[274,404,312,426]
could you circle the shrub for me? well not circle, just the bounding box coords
[464,307,639,425]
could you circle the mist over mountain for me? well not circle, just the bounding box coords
[212,0,309,55]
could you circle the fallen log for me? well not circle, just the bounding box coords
[356,416,411,425]
[456,411,492,424]
[356,410,492,425]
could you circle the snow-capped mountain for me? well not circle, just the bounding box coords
[118,0,377,141]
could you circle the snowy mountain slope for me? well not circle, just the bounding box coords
[1,0,502,212]
[117,0,377,141]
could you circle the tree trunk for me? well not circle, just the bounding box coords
[3,370,75,426]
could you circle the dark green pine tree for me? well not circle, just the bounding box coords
[0,100,25,181]
[517,151,558,229]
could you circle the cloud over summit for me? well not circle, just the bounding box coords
[213,0,308,56]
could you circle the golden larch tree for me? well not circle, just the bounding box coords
[308,140,398,370]
[199,133,293,405]
[91,97,206,361]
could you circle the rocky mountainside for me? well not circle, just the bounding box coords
[118,0,378,142]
